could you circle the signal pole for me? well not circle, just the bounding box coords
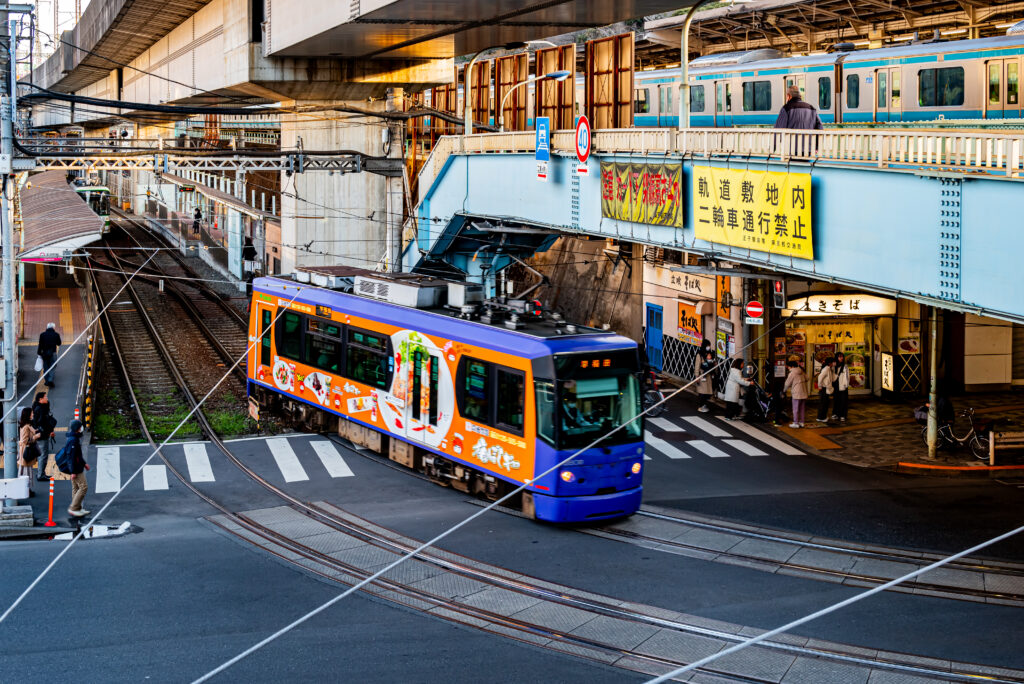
[1,1,17,504]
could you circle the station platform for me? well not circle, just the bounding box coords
[20,264,90,339]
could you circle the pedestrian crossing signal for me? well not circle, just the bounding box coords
[772,280,786,309]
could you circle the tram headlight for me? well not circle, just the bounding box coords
[631,462,642,475]
[560,470,576,483]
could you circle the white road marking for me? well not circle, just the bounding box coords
[645,434,691,460]
[648,417,686,432]
[95,447,120,494]
[311,441,355,478]
[142,464,169,490]
[723,439,768,456]
[184,443,215,482]
[688,440,732,459]
[718,419,804,456]
[268,437,309,482]
[680,415,731,438]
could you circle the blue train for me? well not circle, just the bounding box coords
[247,270,644,523]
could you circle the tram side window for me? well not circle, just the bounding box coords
[918,67,965,107]
[818,77,831,110]
[690,85,705,113]
[846,74,859,109]
[305,318,343,374]
[535,379,556,445]
[496,369,525,435]
[345,327,389,389]
[742,81,772,112]
[277,311,303,362]
[634,88,651,114]
[461,359,491,423]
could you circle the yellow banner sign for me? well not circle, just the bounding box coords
[677,301,702,345]
[693,166,813,260]
[601,162,683,227]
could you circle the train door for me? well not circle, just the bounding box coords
[874,68,901,122]
[645,304,663,371]
[657,84,674,127]
[252,302,274,379]
[986,58,1021,119]
[405,347,441,446]
[784,75,806,100]
[714,81,732,127]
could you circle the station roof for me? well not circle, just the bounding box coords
[641,0,1024,65]
[158,172,277,220]
[19,171,105,261]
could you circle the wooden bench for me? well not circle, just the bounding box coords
[989,430,1024,466]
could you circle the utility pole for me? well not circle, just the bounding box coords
[1,1,17,504]
[384,87,404,273]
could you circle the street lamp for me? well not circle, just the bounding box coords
[499,70,571,132]
[679,0,713,131]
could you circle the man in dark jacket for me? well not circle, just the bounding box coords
[774,85,823,130]
[65,420,89,517]
[37,322,62,387]
[32,391,57,480]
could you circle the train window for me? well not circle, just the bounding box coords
[918,67,965,107]
[660,86,673,115]
[535,379,556,446]
[818,77,831,110]
[345,327,389,389]
[846,75,859,109]
[990,63,1001,104]
[277,311,303,362]
[461,359,491,424]
[634,88,650,114]
[260,309,272,367]
[496,369,525,435]
[742,81,772,112]
[891,71,901,109]
[690,85,705,113]
[1010,64,1019,105]
[305,318,342,374]
[554,350,641,450]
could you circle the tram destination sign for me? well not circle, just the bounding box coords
[601,162,683,227]
[693,166,814,260]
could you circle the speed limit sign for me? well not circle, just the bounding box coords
[575,115,591,175]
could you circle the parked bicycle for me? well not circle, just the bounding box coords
[641,370,667,418]
[917,406,991,459]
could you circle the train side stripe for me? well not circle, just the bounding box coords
[311,441,355,478]
[268,437,309,482]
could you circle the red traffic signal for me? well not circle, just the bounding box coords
[771,280,786,308]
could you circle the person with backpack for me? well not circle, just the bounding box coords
[32,391,57,480]
[57,419,89,517]
[18,407,41,496]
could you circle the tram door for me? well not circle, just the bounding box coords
[874,68,902,122]
[406,348,440,445]
[714,81,732,127]
[252,303,274,376]
[986,59,1021,119]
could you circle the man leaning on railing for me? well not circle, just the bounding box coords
[774,85,823,157]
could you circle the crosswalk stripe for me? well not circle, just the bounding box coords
[184,443,215,483]
[688,439,731,458]
[680,415,731,438]
[648,417,686,432]
[142,464,169,490]
[645,434,691,460]
[267,437,309,482]
[95,447,120,494]
[718,418,804,456]
[311,441,354,478]
[723,439,768,456]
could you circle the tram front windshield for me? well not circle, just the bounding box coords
[555,350,641,450]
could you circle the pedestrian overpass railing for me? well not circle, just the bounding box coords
[417,127,1024,204]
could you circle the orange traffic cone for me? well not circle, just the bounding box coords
[44,478,56,527]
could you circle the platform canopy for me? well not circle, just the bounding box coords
[19,171,105,261]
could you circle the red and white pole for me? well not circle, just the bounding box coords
[43,477,56,527]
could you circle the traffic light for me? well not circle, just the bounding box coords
[771,280,786,309]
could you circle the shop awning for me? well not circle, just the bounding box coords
[19,170,105,261]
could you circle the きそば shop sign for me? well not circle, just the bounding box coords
[785,294,896,317]
[693,166,814,260]
[677,301,702,345]
[601,162,683,227]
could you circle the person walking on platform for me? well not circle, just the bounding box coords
[832,352,851,423]
[32,391,57,480]
[774,85,823,130]
[816,357,837,423]
[62,420,89,517]
[723,359,750,421]
[694,339,715,413]
[192,207,202,237]
[37,322,61,388]
[17,408,41,496]
[783,360,809,428]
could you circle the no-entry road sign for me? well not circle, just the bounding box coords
[745,300,764,325]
